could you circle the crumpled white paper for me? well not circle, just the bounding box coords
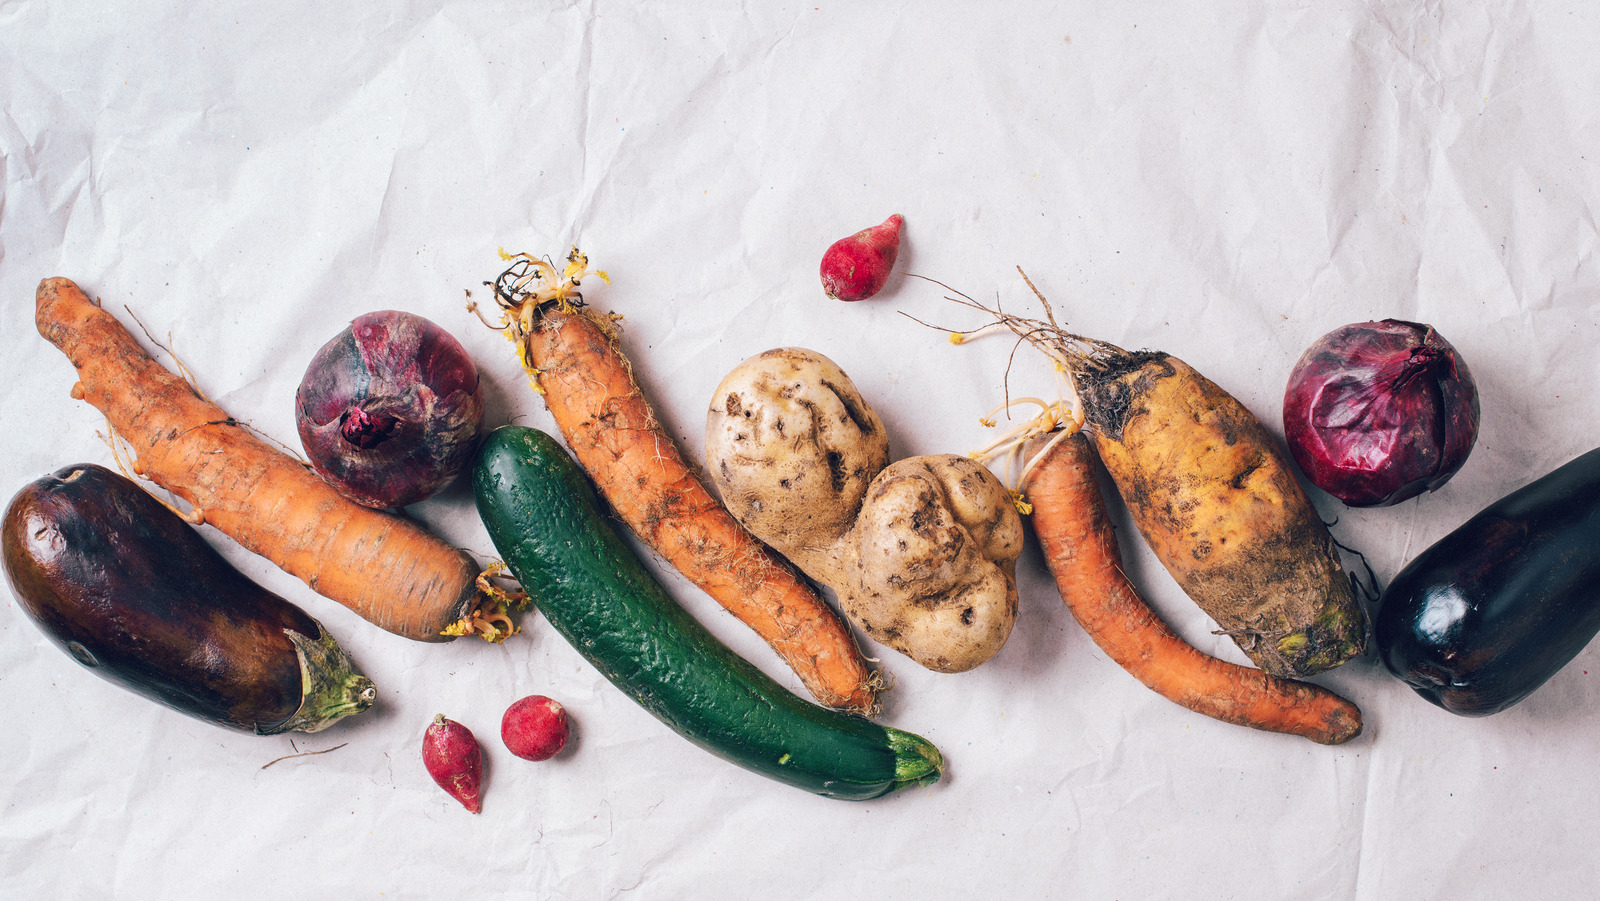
[6,2,1600,898]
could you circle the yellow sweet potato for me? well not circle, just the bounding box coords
[960,288,1366,678]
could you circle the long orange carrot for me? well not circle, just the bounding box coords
[36,277,500,643]
[1025,429,1362,744]
[478,250,881,714]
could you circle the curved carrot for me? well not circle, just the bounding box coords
[35,277,489,643]
[1025,430,1362,745]
[482,251,881,714]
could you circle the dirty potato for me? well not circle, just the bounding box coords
[848,455,1022,672]
[707,348,1021,673]
[706,347,889,562]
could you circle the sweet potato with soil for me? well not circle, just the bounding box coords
[954,280,1366,678]
[1026,431,1362,743]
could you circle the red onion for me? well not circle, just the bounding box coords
[295,310,485,509]
[1283,319,1480,507]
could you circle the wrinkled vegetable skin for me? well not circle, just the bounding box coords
[1376,447,1600,716]
[3,464,347,733]
[1084,353,1366,678]
[295,310,485,510]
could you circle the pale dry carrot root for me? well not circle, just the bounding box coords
[36,277,493,643]
[1026,430,1362,745]
[477,250,882,714]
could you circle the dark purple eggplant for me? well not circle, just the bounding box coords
[2,463,375,734]
[1375,447,1600,716]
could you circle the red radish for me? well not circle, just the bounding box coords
[820,214,903,301]
[501,695,570,761]
[422,714,483,813]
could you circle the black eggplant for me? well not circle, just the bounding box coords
[1375,447,1600,716]
[2,463,375,734]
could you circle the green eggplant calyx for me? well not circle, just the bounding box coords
[887,727,944,792]
[268,625,378,735]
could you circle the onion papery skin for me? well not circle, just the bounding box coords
[1283,319,1480,508]
[296,311,485,509]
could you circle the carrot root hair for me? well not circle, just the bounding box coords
[468,247,612,395]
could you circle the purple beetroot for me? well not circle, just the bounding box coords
[821,214,903,302]
[295,310,485,509]
[422,714,484,813]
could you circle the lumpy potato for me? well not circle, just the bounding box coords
[707,348,1020,673]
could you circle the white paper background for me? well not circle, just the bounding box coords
[6,2,1600,898]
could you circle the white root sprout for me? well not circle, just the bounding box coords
[927,268,1138,511]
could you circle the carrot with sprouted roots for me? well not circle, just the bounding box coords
[35,277,514,643]
[470,249,882,714]
[1023,428,1361,744]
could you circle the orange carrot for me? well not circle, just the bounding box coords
[35,277,503,643]
[476,250,881,714]
[1025,429,1362,745]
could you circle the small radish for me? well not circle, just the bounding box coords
[422,714,484,813]
[820,214,903,301]
[501,695,570,761]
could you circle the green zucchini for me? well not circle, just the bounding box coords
[473,425,942,800]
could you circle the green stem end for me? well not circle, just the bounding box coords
[269,626,378,734]
[886,727,944,792]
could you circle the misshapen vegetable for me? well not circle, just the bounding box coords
[2,464,375,734]
[476,251,880,713]
[34,277,507,643]
[821,214,903,302]
[1376,447,1600,716]
[474,425,942,800]
[706,348,1023,674]
[423,715,484,813]
[955,279,1366,678]
[1025,431,1362,744]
